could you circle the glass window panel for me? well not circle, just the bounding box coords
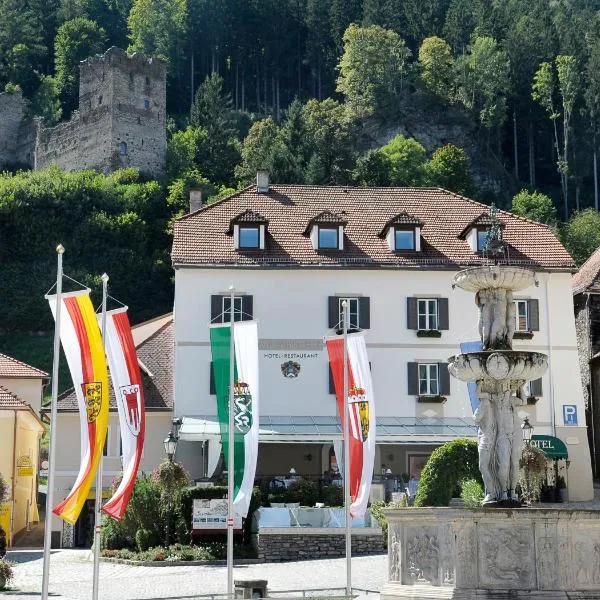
[222,296,243,323]
[339,297,359,329]
[315,425,341,434]
[418,314,427,330]
[395,229,415,250]
[515,300,528,331]
[239,227,259,248]
[271,425,296,432]
[319,227,338,248]
[477,230,488,251]
[417,299,438,330]
[291,416,315,425]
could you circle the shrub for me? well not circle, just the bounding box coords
[322,485,344,507]
[460,479,483,508]
[135,528,157,552]
[0,559,13,590]
[414,439,481,507]
[519,444,548,504]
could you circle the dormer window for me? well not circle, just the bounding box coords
[379,212,423,252]
[477,229,489,251]
[460,212,504,253]
[304,211,347,250]
[229,210,268,250]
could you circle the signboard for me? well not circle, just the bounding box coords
[192,498,242,530]
[16,456,33,477]
[563,405,578,426]
[530,435,568,459]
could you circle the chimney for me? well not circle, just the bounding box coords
[189,189,203,213]
[256,170,270,193]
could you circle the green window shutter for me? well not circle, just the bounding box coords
[407,298,418,329]
[438,363,450,395]
[530,378,543,397]
[359,297,371,329]
[528,299,539,331]
[242,295,253,321]
[328,296,339,329]
[210,295,223,323]
[438,298,449,330]
[407,362,419,395]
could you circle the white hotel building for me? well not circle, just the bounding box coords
[172,176,593,501]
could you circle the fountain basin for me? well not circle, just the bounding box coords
[448,351,548,382]
[453,266,536,293]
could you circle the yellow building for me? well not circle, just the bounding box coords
[0,386,44,543]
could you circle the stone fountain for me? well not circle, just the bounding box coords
[380,209,600,599]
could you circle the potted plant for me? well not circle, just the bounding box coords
[0,559,13,591]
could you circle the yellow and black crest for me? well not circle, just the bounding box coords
[83,382,102,423]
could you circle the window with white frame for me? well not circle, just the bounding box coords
[394,228,415,251]
[338,297,359,329]
[515,300,529,331]
[418,363,439,396]
[477,229,488,251]
[417,299,438,330]
[239,226,260,248]
[318,227,339,249]
[222,296,243,322]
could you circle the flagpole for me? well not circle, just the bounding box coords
[227,285,235,599]
[342,300,351,596]
[92,273,109,600]
[41,244,65,600]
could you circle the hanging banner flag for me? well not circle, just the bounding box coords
[101,308,145,520]
[326,332,376,518]
[209,321,259,518]
[47,290,109,524]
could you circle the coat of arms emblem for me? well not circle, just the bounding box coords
[82,382,102,423]
[281,360,301,379]
[119,384,142,436]
[233,381,253,434]
[348,386,369,442]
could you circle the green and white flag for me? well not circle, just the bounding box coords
[209,320,259,518]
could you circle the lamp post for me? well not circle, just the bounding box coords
[521,417,534,504]
[163,427,179,546]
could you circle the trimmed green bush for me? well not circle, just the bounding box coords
[460,478,484,508]
[414,439,482,507]
[135,528,157,552]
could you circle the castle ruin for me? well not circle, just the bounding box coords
[0,47,166,177]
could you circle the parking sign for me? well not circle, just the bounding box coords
[563,405,578,426]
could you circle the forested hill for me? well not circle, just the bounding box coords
[4,0,600,341]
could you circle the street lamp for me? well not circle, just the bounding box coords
[163,430,178,462]
[163,426,179,546]
[521,416,534,445]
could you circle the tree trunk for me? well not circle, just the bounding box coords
[513,110,519,181]
[528,122,535,186]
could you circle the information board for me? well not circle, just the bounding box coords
[192,498,242,530]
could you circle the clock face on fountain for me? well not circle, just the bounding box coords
[485,353,510,380]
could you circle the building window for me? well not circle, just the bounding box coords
[239,226,259,249]
[119,142,127,155]
[211,294,253,323]
[477,229,489,251]
[515,300,529,331]
[418,299,438,331]
[144,99,150,110]
[338,297,360,329]
[418,363,439,396]
[222,296,243,323]
[318,227,338,249]
[395,229,415,251]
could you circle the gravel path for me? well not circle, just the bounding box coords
[2,549,387,600]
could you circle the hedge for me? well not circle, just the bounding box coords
[414,439,482,507]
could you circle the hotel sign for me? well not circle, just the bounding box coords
[530,435,568,459]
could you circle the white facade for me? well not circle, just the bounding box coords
[173,266,594,501]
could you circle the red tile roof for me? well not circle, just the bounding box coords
[172,185,575,270]
[0,385,29,409]
[0,353,49,379]
[573,246,600,294]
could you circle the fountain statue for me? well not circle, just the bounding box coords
[448,207,547,505]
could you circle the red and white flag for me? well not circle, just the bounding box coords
[100,308,145,520]
[326,332,375,518]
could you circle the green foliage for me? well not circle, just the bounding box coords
[54,17,107,115]
[0,167,173,332]
[336,24,411,119]
[414,439,481,507]
[29,75,62,125]
[353,149,391,186]
[369,499,405,536]
[322,484,344,507]
[418,36,454,101]
[135,528,157,552]
[102,542,240,561]
[380,134,426,186]
[511,189,558,228]
[519,444,548,504]
[424,144,472,195]
[460,479,483,508]
[269,479,318,507]
[563,209,600,266]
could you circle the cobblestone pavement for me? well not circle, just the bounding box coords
[3,550,387,600]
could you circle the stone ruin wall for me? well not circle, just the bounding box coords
[0,90,35,169]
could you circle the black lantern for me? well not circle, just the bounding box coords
[521,416,534,444]
[163,430,178,461]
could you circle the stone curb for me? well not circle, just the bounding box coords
[100,557,265,567]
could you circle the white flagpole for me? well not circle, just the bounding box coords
[342,300,352,596]
[41,244,65,600]
[92,273,109,600]
[227,285,235,599]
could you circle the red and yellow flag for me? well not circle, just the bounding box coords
[48,290,109,524]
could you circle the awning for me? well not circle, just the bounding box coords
[530,435,568,459]
[178,415,477,443]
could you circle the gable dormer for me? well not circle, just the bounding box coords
[379,212,424,252]
[303,210,347,250]
[459,212,505,252]
[228,209,268,250]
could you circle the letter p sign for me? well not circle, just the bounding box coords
[563,405,578,426]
